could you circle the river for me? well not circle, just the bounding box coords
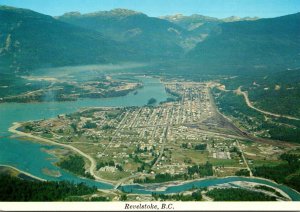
[1,76,300,200]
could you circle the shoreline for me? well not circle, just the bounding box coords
[8,122,116,185]
[2,161,299,200]
[0,83,142,105]
[0,164,45,182]
[230,181,291,201]
[121,175,300,198]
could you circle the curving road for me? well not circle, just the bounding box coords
[236,86,300,121]
[8,122,115,184]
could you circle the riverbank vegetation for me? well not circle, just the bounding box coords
[254,185,285,198]
[252,153,300,192]
[58,155,94,179]
[152,190,203,201]
[235,169,250,176]
[206,188,276,201]
[134,161,213,184]
[134,173,187,184]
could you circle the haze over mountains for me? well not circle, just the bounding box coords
[1,5,300,75]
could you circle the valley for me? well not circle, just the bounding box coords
[1,3,300,203]
[9,77,300,201]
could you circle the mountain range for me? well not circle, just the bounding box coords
[188,12,300,73]
[1,5,299,75]
[161,13,259,31]
[58,9,188,58]
[0,6,129,74]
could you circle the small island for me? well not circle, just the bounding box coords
[1,75,142,103]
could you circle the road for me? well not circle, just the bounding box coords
[151,125,169,168]
[236,140,253,177]
[236,86,300,121]
[9,81,298,187]
[8,122,115,184]
[210,85,298,147]
[114,173,148,189]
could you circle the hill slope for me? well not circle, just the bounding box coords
[187,12,300,73]
[0,6,125,74]
[161,14,220,31]
[160,14,259,44]
[58,9,187,58]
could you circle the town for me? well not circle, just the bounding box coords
[18,79,293,188]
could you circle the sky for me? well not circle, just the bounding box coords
[0,0,300,18]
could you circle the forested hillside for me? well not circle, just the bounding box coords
[0,6,125,73]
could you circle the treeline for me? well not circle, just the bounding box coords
[194,144,207,150]
[235,169,250,176]
[219,69,300,118]
[252,153,300,192]
[206,188,276,201]
[165,88,181,100]
[213,88,261,118]
[214,88,300,143]
[96,161,123,171]
[135,154,158,173]
[254,185,276,192]
[79,88,133,99]
[261,121,300,143]
[58,155,94,179]
[83,121,97,129]
[187,162,213,177]
[134,161,213,183]
[134,173,187,184]
[96,161,115,170]
[0,74,50,98]
[152,190,202,201]
[254,185,284,198]
[248,74,300,118]
[64,195,111,201]
[0,174,96,201]
[101,124,116,130]
[181,143,207,150]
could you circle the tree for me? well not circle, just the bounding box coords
[120,194,127,201]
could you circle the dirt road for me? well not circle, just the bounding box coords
[236,86,300,121]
